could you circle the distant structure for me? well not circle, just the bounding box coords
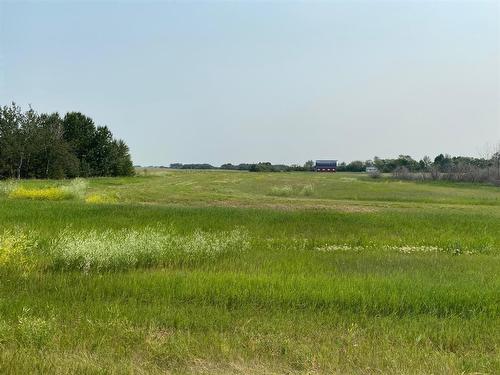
[366,166,379,173]
[315,160,337,172]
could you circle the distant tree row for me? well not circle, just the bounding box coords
[224,162,312,172]
[166,151,500,184]
[336,153,500,174]
[169,161,314,172]
[0,103,134,179]
[335,152,500,184]
[169,163,215,170]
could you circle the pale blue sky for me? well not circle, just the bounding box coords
[1,1,499,166]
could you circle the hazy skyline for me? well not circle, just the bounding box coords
[1,1,499,166]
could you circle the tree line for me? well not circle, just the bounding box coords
[169,162,313,172]
[338,154,498,174]
[0,103,134,179]
[166,151,500,184]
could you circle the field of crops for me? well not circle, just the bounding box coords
[0,170,499,374]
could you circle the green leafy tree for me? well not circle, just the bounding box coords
[1,103,133,179]
[62,112,97,176]
[303,160,314,171]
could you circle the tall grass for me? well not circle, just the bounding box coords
[51,227,250,272]
[0,180,17,196]
[300,184,314,196]
[61,178,88,199]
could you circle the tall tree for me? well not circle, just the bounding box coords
[62,112,97,176]
[110,139,134,176]
[0,103,25,179]
[35,113,79,179]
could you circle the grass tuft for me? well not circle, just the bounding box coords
[269,185,294,197]
[61,178,88,199]
[300,184,314,196]
[0,180,18,196]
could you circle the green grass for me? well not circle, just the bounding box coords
[0,171,499,374]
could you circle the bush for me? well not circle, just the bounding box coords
[368,170,381,179]
[392,166,410,179]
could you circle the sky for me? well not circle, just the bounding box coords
[1,1,499,166]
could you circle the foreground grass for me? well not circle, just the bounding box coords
[0,171,499,373]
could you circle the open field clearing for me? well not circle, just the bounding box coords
[0,171,499,374]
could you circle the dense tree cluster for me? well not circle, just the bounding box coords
[0,103,134,179]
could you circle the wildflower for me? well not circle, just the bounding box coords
[9,187,71,201]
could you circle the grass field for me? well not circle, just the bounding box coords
[0,170,499,374]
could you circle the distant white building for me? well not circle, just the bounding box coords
[366,166,378,173]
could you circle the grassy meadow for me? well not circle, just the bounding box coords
[0,170,499,374]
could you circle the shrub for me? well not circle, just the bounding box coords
[392,166,410,179]
[368,170,381,179]
[8,187,72,201]
[269,185,293,197]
